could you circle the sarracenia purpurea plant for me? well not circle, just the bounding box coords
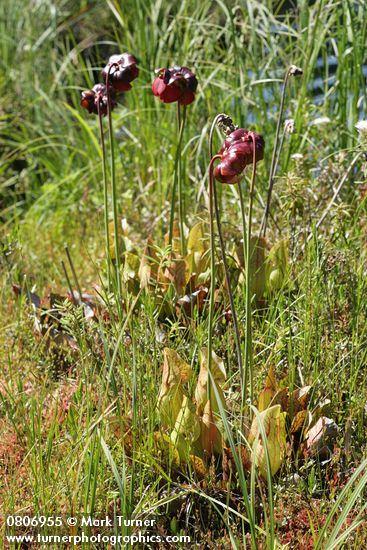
[80,52,139,300]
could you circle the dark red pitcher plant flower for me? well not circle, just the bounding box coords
[102,53,139,92]
[152,66,198,105]
[213,128,265,184]
[152,66,198,250]
[80,84,116,116]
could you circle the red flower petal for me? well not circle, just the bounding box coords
[160,84,182,103]
[152,78,166,97]
[80,98,91,110]
[213,162,243,184]
[112,81,132,92]
[179,90,195,105]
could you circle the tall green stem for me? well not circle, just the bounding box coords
[260,67,292,237]
[106,65,122,300]
[243,133,258,414]
[238,182,247,278]
[209,113,245,402]
[177,104,186,254]
[168,104,187,249]
[207,155,221,402]
[97,103,111,292]
[212,169,244,391]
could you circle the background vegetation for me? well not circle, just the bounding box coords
[1,0,367,547]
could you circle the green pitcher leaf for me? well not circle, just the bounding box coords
[248,404,287,478]
[195,348,226,415]
[157,348,192,429]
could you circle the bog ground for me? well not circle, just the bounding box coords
[1,1,367,548]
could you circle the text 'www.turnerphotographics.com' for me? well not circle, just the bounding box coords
[5,516,192,546]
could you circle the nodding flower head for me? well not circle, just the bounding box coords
[213,128,265,184]
[80,84,116,116]
[152,66,198,105]
[102,53,139,92]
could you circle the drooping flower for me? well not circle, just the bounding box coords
[213,128,265,184]
[152,66,198,105]
[102,53,139,92]
[80,84,116,116]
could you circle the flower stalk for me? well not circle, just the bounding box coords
[212,174,244,390]
[168,104,187,250]
[208,115,244,393]
[210,117,264,411]
[81,53,138,303]
[207,154,221,402]
[97,101,111,291]
[242,133,258,413]
[151,66,197,250]
[106,64,122,299]
[260,65,302,237]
